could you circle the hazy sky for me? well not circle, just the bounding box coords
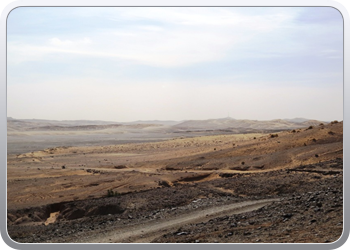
[7,7,343,122]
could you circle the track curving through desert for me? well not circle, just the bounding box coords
[85,198,280,243]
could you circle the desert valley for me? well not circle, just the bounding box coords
[7,117,343,243]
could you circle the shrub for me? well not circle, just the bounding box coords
[107,189,120,197]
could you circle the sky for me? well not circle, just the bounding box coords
[6,7,343,122]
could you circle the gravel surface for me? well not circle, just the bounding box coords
[8,159,343,243]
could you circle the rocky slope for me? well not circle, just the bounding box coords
[7,121,343,243]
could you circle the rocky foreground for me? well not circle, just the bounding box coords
[8,158,343,243]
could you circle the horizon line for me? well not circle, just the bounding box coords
[6,116,338,123]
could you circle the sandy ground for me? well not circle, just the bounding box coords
[7,121,343,243]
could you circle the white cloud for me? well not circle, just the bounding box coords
[7,7,299,67]
[50,37,92,46]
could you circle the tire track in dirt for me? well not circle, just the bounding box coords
[86,198,280,243]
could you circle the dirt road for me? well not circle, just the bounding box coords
[85,198,280,243]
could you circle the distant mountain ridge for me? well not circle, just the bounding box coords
[283,118,312,123]
[173,117,326,131]
[7,117,328,132]
[121,120,181,126]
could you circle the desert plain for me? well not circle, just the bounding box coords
[7,117,343,243]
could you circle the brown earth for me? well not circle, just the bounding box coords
[7,121,343,243]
